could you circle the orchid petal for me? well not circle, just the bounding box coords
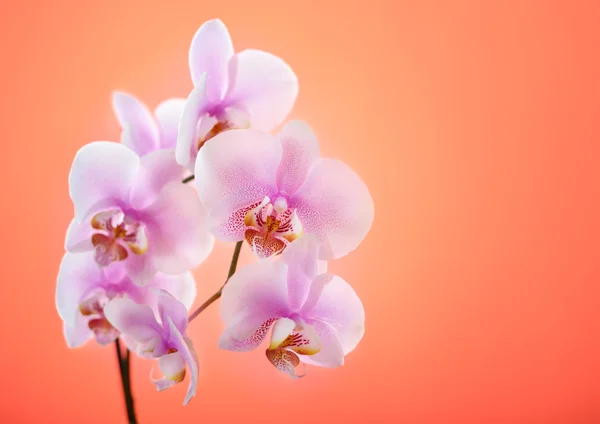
[218,313,279,352]
[269,317,296,350]
[112,92,160,156]
[167,319,199,405]
[275,120,320,195]
[189,19,233,102]
[69,142,140,221]
[124,254,156,287]
[104,298,161,342]
[292,158,374,260]
[301,274,365,357]
[298,319,345,368]
[175,76,209,168]
[154,98,186,149]
[56,252,104,328]
[63,315,93,348]
[142,182,214,274]
[219,260,289,351]
[151,271,196,311]
[158,351,186,383]
[225,49,298,132]
[281,234,323,311]
[156,290,188,335]
[129,149,184,210]
[64,218,93,252]
[195,129,281,228]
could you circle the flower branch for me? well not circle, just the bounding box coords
[56,17,373,421]
[188,240,243,322]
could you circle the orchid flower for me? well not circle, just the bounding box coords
[195,120,374,259]
[104,290,199,405]
[175,19,298,170]
[113,92,185,157]
[65,142,214,284]
[218,234,365,378]
[56,251,196,348]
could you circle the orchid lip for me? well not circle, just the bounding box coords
[90,209,149,266]
[242,196,303,258]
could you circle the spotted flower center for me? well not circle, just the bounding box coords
[266,320,321,379]
[90,209,148,266]
[79,291,119,345]
[243,196,304,258]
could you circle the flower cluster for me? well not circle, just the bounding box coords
[56,19,374,409]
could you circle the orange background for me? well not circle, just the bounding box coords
[1,1,599,423]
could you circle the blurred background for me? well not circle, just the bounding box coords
[1,1,599,423]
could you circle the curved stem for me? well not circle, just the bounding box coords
[115,339,138,424]
[182,174,195,183]
[188,240,243,322]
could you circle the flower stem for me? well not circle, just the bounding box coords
[182,174,195,183]
[115,339,138,424]
[188,240,243,322]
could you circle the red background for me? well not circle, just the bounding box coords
[1,1,599,423]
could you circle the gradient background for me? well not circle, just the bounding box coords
[1,1,599,423]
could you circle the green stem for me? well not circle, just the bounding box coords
[188,240,243,322]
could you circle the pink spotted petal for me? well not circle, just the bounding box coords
[301,274,365,358]
[129,149,185,210]
[218,313,279,352]
[154,98,186,150]
[209,199,264,242]
[275,120,320,195]
[175,75,210,169]
[292,158,374,260]
[266,347,306,379]
[224,49,298,132]
[112,91,160,156]
[194,129,280,225]
[189,19,233,102]
[219,260,289,351]
[142,182,214,274]
[56,252,104,328]
[69,142,140,221]
[104,298,161,342]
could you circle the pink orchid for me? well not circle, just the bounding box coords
[113,92,185,157]
[56,251,196,348]
[195,120,374,259]
[65,142,214,284]
[218,234,365,378]
[175,19,298,170]
[104,291,199,405]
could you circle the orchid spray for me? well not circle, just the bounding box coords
[56,19,374,423]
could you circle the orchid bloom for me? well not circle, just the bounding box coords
[56,251,196,348]
[195,120,374,259]
[104,291,199,405]
[65,142,214,284]
[175,19,298,170]
[219,234,365,378]
[113,91,185,157]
